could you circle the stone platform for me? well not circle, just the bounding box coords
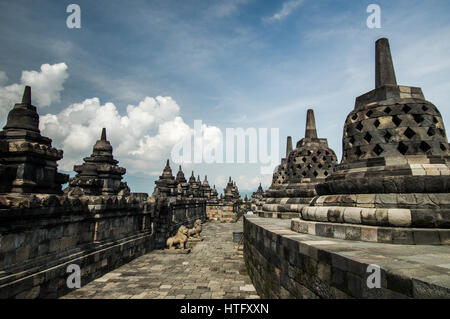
[291,218,450,245]
[258,211,300,220]
[244,215,450,299]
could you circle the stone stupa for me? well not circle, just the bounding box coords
[250,183,265,212]
[293,38,450,245]
[65,128,129,196]
[175,165,188,196]
[0,86,69,194]
[153,159,177,197]
[223,177,241,202]
[271,136,293,186]
[261,109,338,219]
[187,171,200,197]
[201,175,211,198]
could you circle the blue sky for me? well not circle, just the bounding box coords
[1,0,450,196]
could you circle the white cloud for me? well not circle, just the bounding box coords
[235,174,272,190]
[130,116,194,164]
[211,0,249,18]
[21,63,68,106]
[0,63,68,127]
[0,71,7,86]
[264,0,304,23]
[38,90,222,177]
[0,63,226,184]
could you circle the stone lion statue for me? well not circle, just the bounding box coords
[166,225,189,250]
[188,219,203,239]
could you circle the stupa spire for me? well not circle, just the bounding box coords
[257,182,263,192]
[305,109,318,139]
[375,38,397,88]
[286,136,293,157]
[176,165,187,182]
[101,128,107,141]
[22,86,31,104]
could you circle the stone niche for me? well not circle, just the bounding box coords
[259,109,338,219]
[293,38,450,245]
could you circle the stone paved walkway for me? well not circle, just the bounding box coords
[61,220,259,299]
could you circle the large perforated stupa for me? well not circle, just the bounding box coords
[293,38,450,245]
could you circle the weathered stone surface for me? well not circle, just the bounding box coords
[246,216,450,299]
[62,220,258,299]
[259,110,338,218]
[388,209,412,227]
[207,176,245,222]
[0,151,211,299]
[310,38,450,232]
[65,128,128,196]
[291,218,449,245]
[0,190,207,298]
[0,86,69,194]
[375,38,397,88]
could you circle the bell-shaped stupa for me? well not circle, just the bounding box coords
[261,109,338,218]
[294,38,450,245]
[0,86,69,194]
[66,128,128,196]
[153,159,178,197]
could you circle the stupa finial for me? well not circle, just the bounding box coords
[22,86,31,104]
[305,109,318,139]
[375,38,397,88]
[286,136,293,157]
[101,128,107,141]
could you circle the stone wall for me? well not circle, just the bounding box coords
[153,198,206,248]
[0,194,206,298]
[244,215,450,299]
[206,202,245,222]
